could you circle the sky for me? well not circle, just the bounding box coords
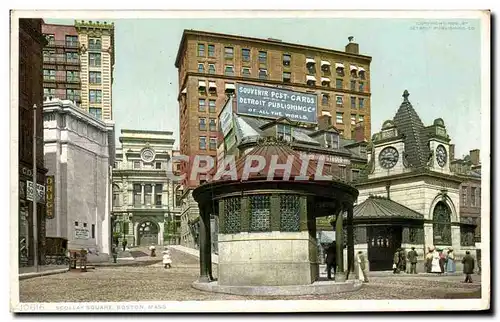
[46,17,482,158]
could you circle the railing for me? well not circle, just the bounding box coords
[44,76,81,83]
[46,40,79,48]
[43,56,80,65]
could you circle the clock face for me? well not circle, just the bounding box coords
[141,148,155,163]
[379,147,399,169]
[436,145,447,167]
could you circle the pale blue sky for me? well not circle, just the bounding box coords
[46,18,482,158]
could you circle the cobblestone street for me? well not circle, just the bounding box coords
[19,250,481,302]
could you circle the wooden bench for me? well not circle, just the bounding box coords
[69,249,88,272]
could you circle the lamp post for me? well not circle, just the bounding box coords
[32,104,39,272]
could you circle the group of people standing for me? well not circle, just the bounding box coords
[392,247,419,274]
[424,246,457,274]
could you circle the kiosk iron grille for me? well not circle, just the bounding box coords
[280,195,300,231]
[250,195,271,232]
[223,197,241,234]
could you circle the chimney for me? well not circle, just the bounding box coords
[354,122,365,142]
[449,144,455,161]
[345,36,359,54]
[318,115,332,131]
[470,149,480,166]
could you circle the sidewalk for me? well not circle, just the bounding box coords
[18,265,69,280]
[168,245,219,264]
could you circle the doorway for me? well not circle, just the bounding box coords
[367,226,402,271]
[138,221,159,246]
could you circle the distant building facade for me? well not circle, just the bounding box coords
[43,98,114,255]
[42,20,115,120]
[112,130,182,247]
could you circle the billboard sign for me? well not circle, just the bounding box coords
[46,176,55,219]
[236,83,318,123]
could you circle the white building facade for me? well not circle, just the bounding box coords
[112,130,182,247]
[43,98,115,256]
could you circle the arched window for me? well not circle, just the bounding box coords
[433,202,452,245]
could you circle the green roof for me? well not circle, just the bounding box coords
[353,195,424,220]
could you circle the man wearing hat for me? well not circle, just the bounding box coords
[407,247,418,274]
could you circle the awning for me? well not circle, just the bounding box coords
[306,58,316,64]
[225,83,235,90]
[209,81,217,88]
[321,60,331,66]
[358,67,365,72]
[181,88,187,94]
[321,111,332,116]
[306,75,316,82]
[321,77,330,83]
[350,65,358,71]
[335,63,345,69]
[198,80,206,87]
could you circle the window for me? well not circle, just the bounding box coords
[209,118,217,131]
[242,67,251,77]
[224,65,234,76]
[89,90,102,103]
[83,223,87,228]
[259,51,267,64]
[198,99,206,112]
[199,118,207,130]
[359,70,366,79]
[359,98,365,108]
[242,48,251,61]
[209,100,216,113]
[351,114,357,125]
[45,34,55,45]
[91,224,95,239]
[199,136,207,150]
[339,166,347,180]
[358,115,364,123]
[155,162,162,169]
[198,63,205,73]
[471,187,477,207]
[43,69,56,81]
[336,95,343,107]
[89,71,101,84]
[351,69,358,78]
[65,35,78,48]
[283,54,291,66]
[208,64,215,74]
[208,44,215,57]
[259,69,267,80]
[66,71,79,82]
[66,89,79,101]
[307,63,316,75]
[225,83,235,94]
[336,79,343,89]
[322,79,330,87]
[198,44,205,56]
[350,80,356,90]
[224,47,234,59]
[359,82,364,92]
[144,184,152,205]
[277,124,292,142]
[66,52,78,64]
[283,72,291,83]
[336,66,344,76]
[89,108,102,120]
[209,137,217,150]
[88,38,101,51]
[325,133,339,149]
[75,221,79,227]
[351,97,356,109]
[155,184,163,206]
[351,169,360,181]
[89,53,101,67]
[433,202,452,245]
[461,186,468,206]
[133,161,140,169]
[44,88,55,98]
[321,94,329,105]
[336,112,343,124]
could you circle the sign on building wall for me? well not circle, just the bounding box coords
[26,181,46,203]
[298,152,351,165]
[75,228,90,239]
[219,99,234,137]
[236,83,318,123]
[46,176,55,219]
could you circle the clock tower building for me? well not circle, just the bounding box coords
[349,90,476,272]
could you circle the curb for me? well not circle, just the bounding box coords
[19,268,69,280]
[91,259,163,267]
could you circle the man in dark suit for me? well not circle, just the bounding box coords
[462,251,475,283]
[407,247,418,274]
[325,242,337,280]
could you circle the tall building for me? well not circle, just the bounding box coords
[41,20,115,120]
[18,18,48,266]
[112,130,182,247]
[175,29,372,189]
[43,98,114,257]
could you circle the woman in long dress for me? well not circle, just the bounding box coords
[446,248,456,273]
[162,247,172,269]
[430,247,442,273]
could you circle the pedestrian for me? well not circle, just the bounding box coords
[446,247,456,273]
[149,244,156,257]
[393,248,400,274]
[399,248,407,273]
[438,249,446,274]
[462,250,475,283]
[122,239,127,252]
[162,247,172,269]
[407,247,418,274]
[425,247,433,273]
[357,251,369,282]
[325,242,336,280]
[112,245,118,263]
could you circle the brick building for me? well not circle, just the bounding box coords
[42,20,115,120]
[175,29,372,189]
[18,18,48,266]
